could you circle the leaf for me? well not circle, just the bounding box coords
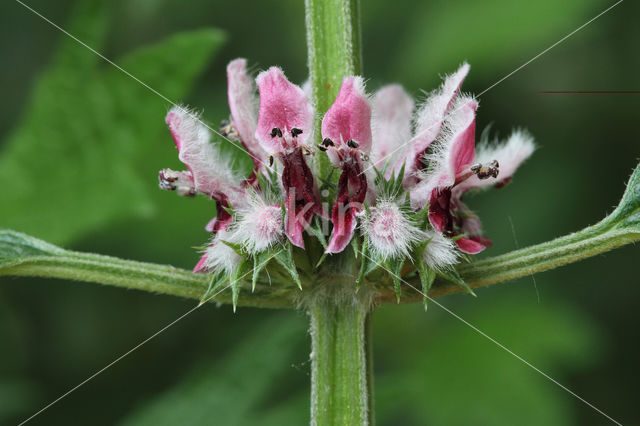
[308,217,328,249]
[252,248,279,291]
[274,243,302,289]
[230,258,252,311]
[0,0,226,244]
[118,314,308,426]
[416,258,436,309]
[437,266,476,297]
[198,270,227,306]
[386,257,405,303]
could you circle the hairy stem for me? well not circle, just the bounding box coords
[305,0,362,180]
[309,289,372,425]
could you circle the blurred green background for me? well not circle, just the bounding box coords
[1,0,638,424]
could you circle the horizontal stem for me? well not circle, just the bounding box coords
[0,243,293,309]
[3,218,639,306]
[401,222,640,301]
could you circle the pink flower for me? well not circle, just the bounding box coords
[409,98,534,254]
[362,201,424,260]
[321,77,372,253]
[255,67,325,248]
[159,58,535,276]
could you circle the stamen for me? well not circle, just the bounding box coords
[347,139,359,149]
[317,143,327,152]
[471,159,500,180]
[291,127,303,137]
[270,127,283,138]
[301,145,313,156]
[158,169,196,197]
[268,155,274,167]
[220,119,239,141]
[322,137,335,147]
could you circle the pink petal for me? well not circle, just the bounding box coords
[321,77,372,154]
[408,97,477,209]
[370,84,414,170]
[396,62,470,181]
[165,106,244,203]
[448,98,478,176]
[281,148,325,248]
[456,129,535,192]
[456,236,492,254]
[326,159,368,253]
[326,207,358,253]
[255,67,313,152]
[193,251,210,273]
[204,198,234,233]
[428,188,452,233]
[227,59,267,166]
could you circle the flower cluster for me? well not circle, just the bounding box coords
[159,59,534,304]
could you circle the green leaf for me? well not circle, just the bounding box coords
[437,266,476,297]
[308,217,328,249]
[0,0,225,244]
[198,270,227,306]
[230,258,251,311]
[416,259,436,309]
[386,257,405,303]
[356,237,370,287]
[252,248,280,291]
[274,243,302,290]
[118,314,307,426]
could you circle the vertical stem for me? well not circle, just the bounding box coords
[309,296,372,425]
[305,1,370,423]
[305,0,363,179]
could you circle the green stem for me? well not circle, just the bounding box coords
[309,290,372,425]
[305,1,370,424]
[0,230,293,309]
[455,225,638,291]
[305,0,362,179]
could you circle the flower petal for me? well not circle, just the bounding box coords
[370,84,414,170]
[447,97,478,176]
[281,147,324,248]
[428,187,451,233]
[422,230,459,269]
[227,59,268,166]
[166,106,245,204]
[455,236,491,254]
[397,62,470,181]
[457,129,535,192]
[234,200,283,253]
[204,198,234,233]
[410,98,478,209]
[321,77,372,154]
[326,158,368,253]
[255,67,313,152]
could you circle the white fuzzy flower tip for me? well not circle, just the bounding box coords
[364,201,424,260]
[422,230,459,270]
[235,202,284,253]
[198,229,242,273]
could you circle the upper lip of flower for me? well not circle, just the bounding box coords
[321,76,372,254]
